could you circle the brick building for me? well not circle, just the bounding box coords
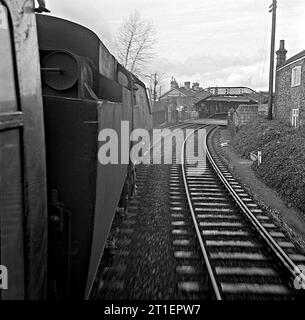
[275,40,305,128]
[158,78,204,122]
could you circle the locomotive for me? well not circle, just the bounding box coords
[0,0,152,300]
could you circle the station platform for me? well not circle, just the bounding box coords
[189,118,228,126]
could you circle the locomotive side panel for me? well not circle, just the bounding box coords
[134,83,153,131]
[36,14,152,299]
[99,42,116,81]
[85,91,133,297]
[36,15,100,68]
[43,96,98,298]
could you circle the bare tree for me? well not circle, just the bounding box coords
[144,72,166,104]
[116,11,156,76]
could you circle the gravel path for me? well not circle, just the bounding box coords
[117,164,178,299]
[97,163,203,300]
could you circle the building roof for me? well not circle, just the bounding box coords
[205,86,267,104]
[280,50,305,68]
[193,91,211,104]
[160,87,196,100]
[159,85,266,106]
[195,87,266,105]
[178,87,196,97]
[207,96,252,103]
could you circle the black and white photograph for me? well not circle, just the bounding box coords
[1,0,305,307]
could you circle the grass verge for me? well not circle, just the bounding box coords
[232,118,305,212]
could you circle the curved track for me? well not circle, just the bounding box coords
[181,124,305,300]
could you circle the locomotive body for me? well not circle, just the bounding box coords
[38,15,152,300]
[0,1,152,300]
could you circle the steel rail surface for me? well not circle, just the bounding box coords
[206,126,305,287]
[181,125,222,300]
[135,122,197,165]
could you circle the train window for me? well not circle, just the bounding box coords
[0,3,18,112]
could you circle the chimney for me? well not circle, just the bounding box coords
[184,81,191,90]
[276,40,287,67]
[170,77,178,89]
[192,82,200,91]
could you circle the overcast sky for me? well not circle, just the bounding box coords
[45,0,305,92]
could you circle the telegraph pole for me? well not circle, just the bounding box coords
[267,0,277,120]
[144,72,165,110]
[153,73,157,109]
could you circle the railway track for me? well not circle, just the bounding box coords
[96,122,305,300]
[94,122,203,299]
[174,124,305,300]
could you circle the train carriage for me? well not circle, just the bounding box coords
[0,0,47,300]
[0,0,152,300]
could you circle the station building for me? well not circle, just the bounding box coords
[158,78,204,123]
[194,87,267,119]
[152,79,267,126]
